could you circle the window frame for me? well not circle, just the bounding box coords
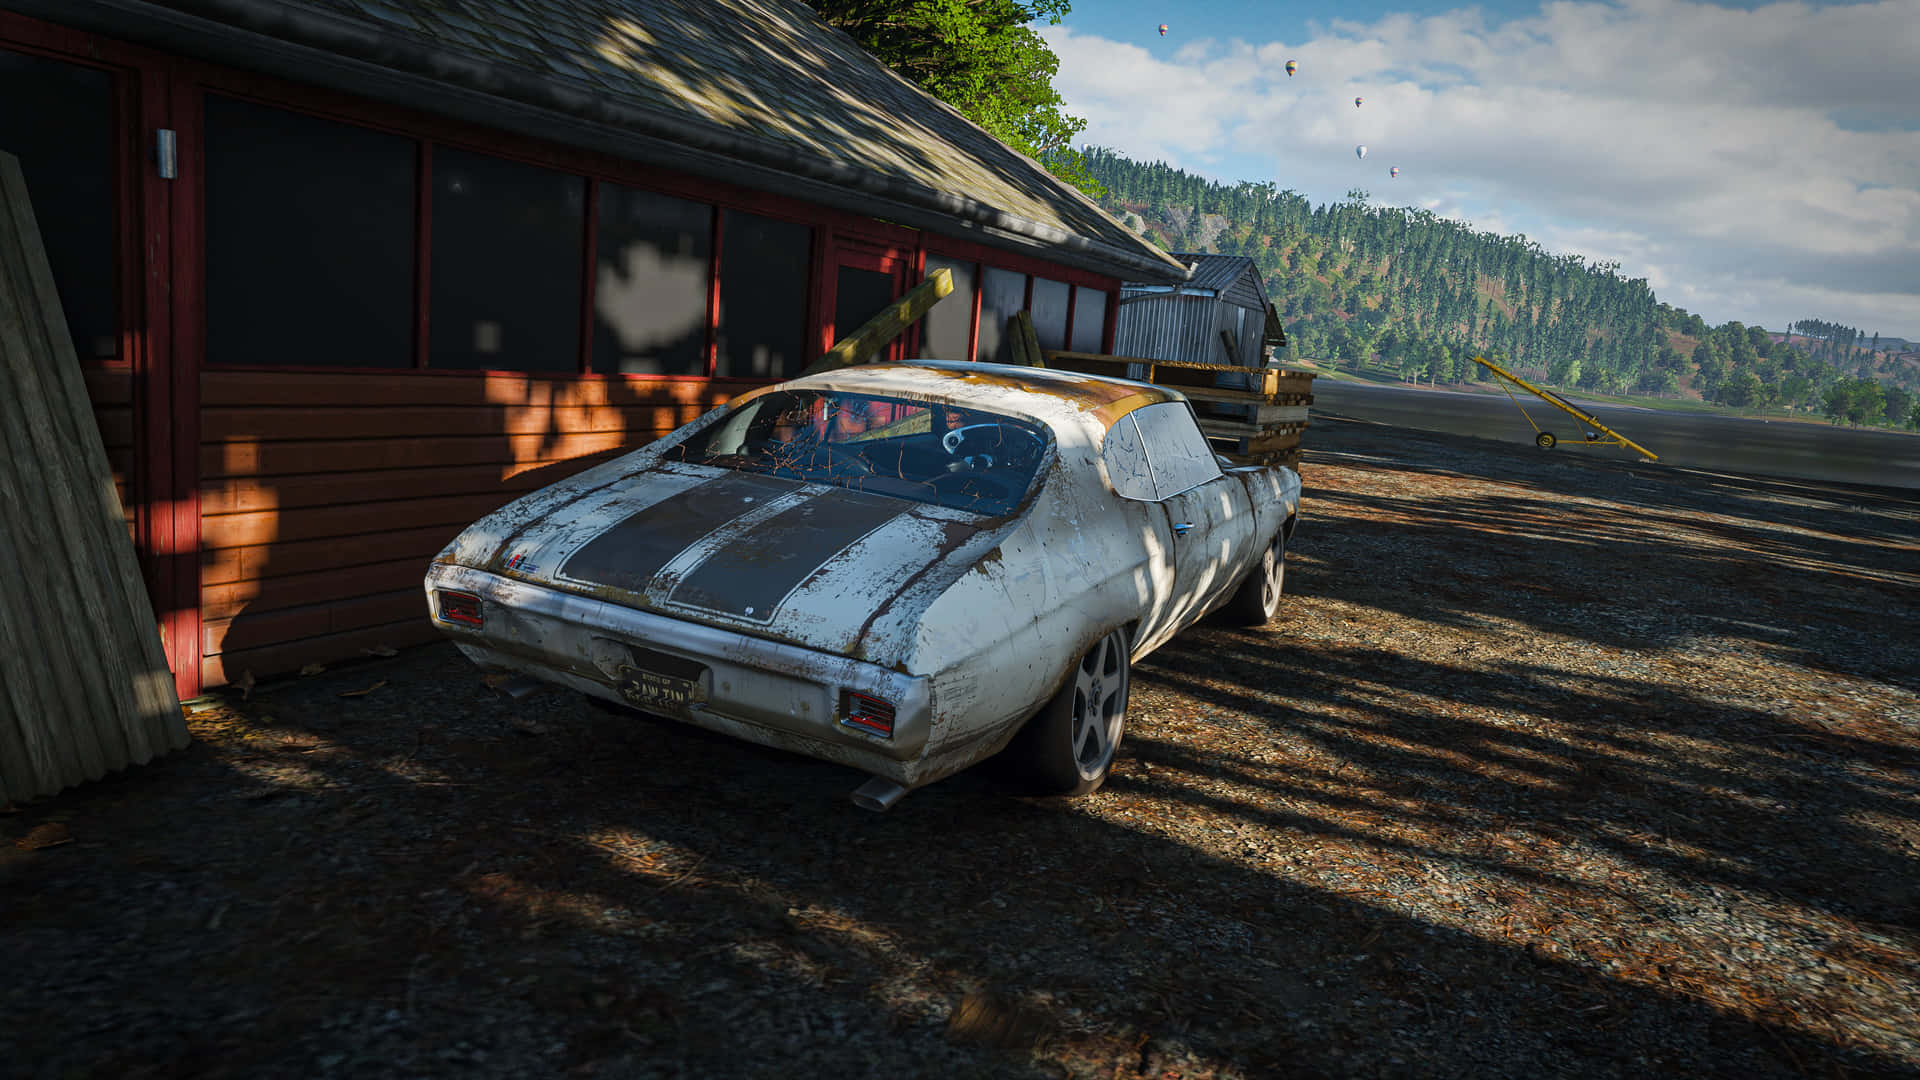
[1102,401,1223,503]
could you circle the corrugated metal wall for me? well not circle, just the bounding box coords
[1116,292,1265,366]
[0,153,186,804]
[1116,257,1271,367]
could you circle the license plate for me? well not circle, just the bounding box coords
[616,667,706,714]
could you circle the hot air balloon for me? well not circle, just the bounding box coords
[1355,145,1367,159]
[1390,166,1400,178]
[1285,59,1297,76]
[1158,23,1168,36]
[1355,96,1364,107]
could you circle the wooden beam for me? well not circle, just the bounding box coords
[1011,310,1045,367]
[801,267,953,376]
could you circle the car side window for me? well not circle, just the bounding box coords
[1132,401,1222,500]
[1101,414,1157,501]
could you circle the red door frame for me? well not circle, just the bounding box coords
[820,234,913,362]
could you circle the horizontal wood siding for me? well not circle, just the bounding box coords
[199,369,734,687]
[85,367,136,527]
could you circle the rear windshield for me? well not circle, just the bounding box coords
[663,390,1050,516]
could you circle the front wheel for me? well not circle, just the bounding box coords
[1012,627,1130,796]
[1535,431,1557,449]
[1222,533,1286,626]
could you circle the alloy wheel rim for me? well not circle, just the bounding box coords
[1071,631,1127,776]
[1259,544,1279,613]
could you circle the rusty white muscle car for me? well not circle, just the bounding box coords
[424,360,1300,810]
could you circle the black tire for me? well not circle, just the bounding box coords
[1011,627,1131,796]
[1222,532,1286,626]
[1536,431,1557,449]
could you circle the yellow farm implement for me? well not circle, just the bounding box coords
[1471,355,1659,461]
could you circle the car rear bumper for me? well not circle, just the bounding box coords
[424,563,935,784]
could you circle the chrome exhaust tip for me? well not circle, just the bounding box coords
[850,776,909,812]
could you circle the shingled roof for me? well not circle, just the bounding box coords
[31,0,1188,282]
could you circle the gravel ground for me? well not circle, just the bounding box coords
[5,415,1918,1079]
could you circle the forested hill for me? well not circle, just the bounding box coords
[1082,148,1920,430]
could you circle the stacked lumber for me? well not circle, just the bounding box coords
[1043,351,1315,470]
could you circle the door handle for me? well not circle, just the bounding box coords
[1172,522,1194,537]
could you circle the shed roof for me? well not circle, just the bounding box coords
[29,0,1190,283]
[1163,253,1258,295]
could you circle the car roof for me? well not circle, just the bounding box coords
[784,359,1181,430]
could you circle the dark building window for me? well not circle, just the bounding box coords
[0,50,116,362]
[592,184,712,376]
[1030,277,1070,352]
[204,96,415,368]
[918,255,975,362]
[833,265,895,347]
[715,210,811,379]
[429,145,584,371]
[977,266,1026,364]
[1071,287,1108,352]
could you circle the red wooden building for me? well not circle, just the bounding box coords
[0,0,1186,700]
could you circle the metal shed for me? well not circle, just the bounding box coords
[1115,253,1276,368]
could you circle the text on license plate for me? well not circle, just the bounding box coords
[617,668,706,712]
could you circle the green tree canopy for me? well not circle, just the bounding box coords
[807,0,1102,195]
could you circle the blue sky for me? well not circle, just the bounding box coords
[1040,0,1919,339]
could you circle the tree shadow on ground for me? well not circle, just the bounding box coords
[13,630,1906,1078]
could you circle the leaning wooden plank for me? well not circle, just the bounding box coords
[1004,315,1031,367]
[0,173,121,794]
[0,152,183,804]
[801,267,953,376]
[1011,311,1045,368]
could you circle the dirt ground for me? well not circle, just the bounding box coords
[5,415,1918,1079]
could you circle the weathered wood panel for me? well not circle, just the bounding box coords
[201,557,429,622]
[202,432,646,479]
[202,617,444,690]
[0,153,184,804]
[202,492,531,550]
[202,524,465,587]
[202,403,709,442]
[202,589,426,657]
[197,368,731,686]
[199,462,562,517]
[200,369,732,408]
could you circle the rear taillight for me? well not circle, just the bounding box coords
[437,589,483,627]
[841,691,895,738]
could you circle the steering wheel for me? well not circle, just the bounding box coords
[942,423,1045,466]
[929,471,1013,503]
[820,442,875,478]
[759,438,874,478]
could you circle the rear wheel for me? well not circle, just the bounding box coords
[1013,628,1131,796]
[1222,532,1286,626]
[1536,431,1557,449]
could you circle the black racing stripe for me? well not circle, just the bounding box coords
[669,488,909,620]
[559,471,803,595]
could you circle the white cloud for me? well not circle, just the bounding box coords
[1043,0,1920,336]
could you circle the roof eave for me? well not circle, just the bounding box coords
[20,0,1191,284]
